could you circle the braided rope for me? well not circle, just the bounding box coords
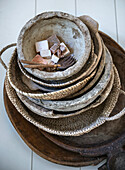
[0,43,16,70]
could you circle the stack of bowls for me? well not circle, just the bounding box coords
[5,11,123,136]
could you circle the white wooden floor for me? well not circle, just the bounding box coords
[0,0,125,170]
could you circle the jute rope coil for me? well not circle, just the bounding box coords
[5,66,125,136]
[17,69,114,118]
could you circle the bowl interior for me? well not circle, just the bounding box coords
[22,17,85,61]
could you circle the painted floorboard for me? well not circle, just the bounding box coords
[0,0,35,170]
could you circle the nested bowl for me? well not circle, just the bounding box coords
[7,49,95,100]
[66,41,105,99]
[17,11,91,81]
[5,65,121,136]
[18,15,102,88]
[17,68,114,118]
[28,47,113,112]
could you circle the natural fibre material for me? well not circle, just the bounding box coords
[5,66,121,136]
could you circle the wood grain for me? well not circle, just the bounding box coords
[3,87,105,167]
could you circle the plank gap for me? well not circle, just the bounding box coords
[75,0,77,16]
[35,0,37,16]
[114,0,119,42]
[31,150,33,170]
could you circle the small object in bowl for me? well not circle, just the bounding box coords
[31,55,52,70]
[47,34,60,47]
[57,55,76,70]
[21,58,52,65]
[57,49,62,58]
[32,54,43,63]
[60,42,70,58]
[40,49,51,58]
[35,40,49,52]
[32,55,51,64]
[51,54,59,63]
[50,43,59,54]
[60,44,66,52]
[23,63,60,69]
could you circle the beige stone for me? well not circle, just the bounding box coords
[60,42,70,57]
[40,49,51,58]
[51,54,59,63]
[47,34,60,47]
[35,40,49,52]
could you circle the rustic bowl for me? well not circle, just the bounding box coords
[7,49,95,100]
[18,16,102,88]
[17,68,114,119]
[66,41,105,99]
[17,11,91,81]
[5,65,121,136]
[30,47,113,112]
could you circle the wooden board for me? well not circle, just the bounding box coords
[3,87,105,167]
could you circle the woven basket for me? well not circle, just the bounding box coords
[17,12,91,81]
[17,68,114,118]
[7,48,96,100]
[18,39,96,88]
[66,41,105,99]
[5,66,125,136]
[28,46,113,112]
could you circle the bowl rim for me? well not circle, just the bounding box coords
[7,48,95,100]
[17,11,91,80]
[5,65,120,136]
[33,47,113,111]
[17,69,114,119]
[17,31,102,88]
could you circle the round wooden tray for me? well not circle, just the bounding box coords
[4,87,105,167]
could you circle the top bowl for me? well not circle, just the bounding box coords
[17,11,91,80]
